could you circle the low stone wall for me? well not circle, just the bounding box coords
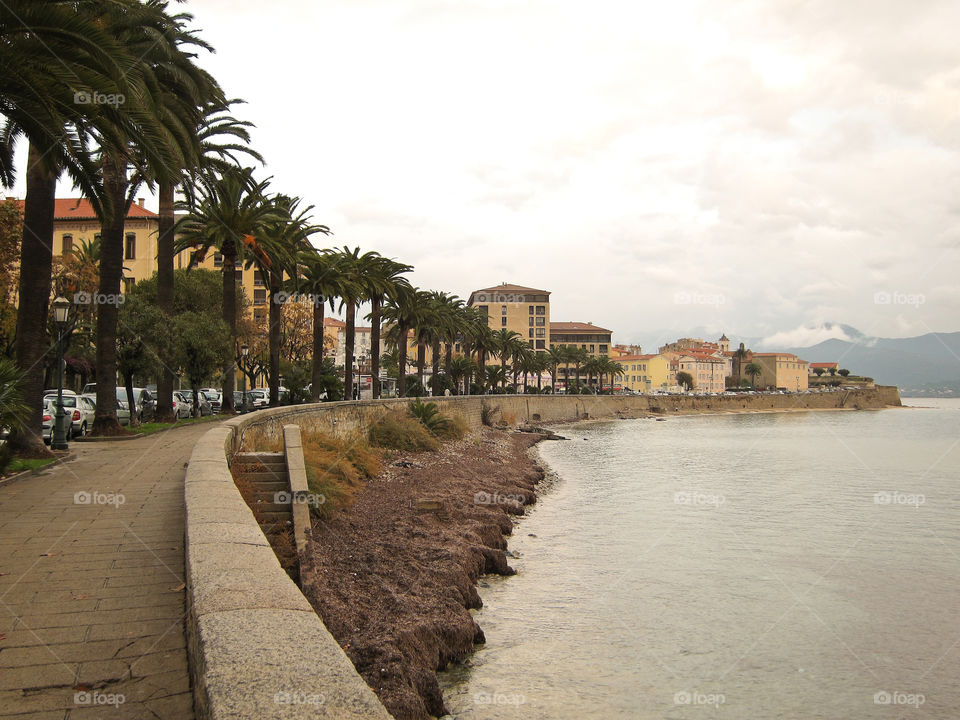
[185,386,899,718]
[232,386,901,451]
[184,423,393,720]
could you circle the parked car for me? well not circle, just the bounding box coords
[244,389,269,409]
[80,392,131,426]
[172,391,192,419]
[42,390,95,437]
[202,390,221,414]
[117,387,156,423]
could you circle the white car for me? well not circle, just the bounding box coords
[173,391,193,419]
[42,391,96,437]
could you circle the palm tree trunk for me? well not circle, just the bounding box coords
[370,295,382,399]
[417,341,426,391]
[92,152,127,435]
[154,179,176,422]
[344,301,356,400]
[8,143,56,455]
[220,240,237,413]
[268,269,282,406]
[311,300,325,401]
[431,339,441,396]
[397,322,409,397]
[124,372,138,428]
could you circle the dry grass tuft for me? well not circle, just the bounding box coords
[367,410,440,452]
[301,432,383,517]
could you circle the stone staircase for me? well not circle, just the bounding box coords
[232,451,293,533]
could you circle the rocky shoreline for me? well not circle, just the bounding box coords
[303,428,547,720]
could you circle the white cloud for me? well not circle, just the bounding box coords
[759,323,855,349]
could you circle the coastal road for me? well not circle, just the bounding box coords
[0,421,222,719]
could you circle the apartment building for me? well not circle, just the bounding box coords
[467,283,551,351]
[749,353,810,390]
[31,198,159,293]
[617,354,675,392]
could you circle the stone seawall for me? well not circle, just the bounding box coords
[233,386,901,452]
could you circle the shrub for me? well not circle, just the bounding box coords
[301,432,383,517]
[368,410,439,451]
[431,411,468,440]
[408,398,450,433]
[481,402,498,426]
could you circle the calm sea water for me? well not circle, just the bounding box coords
[440,400,960,719]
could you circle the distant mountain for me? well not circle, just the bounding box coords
[780,331,960,397]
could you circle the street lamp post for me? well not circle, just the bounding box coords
[51,296,71,450]
[240,345,248,413]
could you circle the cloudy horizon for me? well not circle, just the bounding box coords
[9,0,959,348]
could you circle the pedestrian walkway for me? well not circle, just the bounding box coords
[0,421,222,719]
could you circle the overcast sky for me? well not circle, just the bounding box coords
[17,0,960,348]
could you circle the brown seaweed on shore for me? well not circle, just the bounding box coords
[304,429,544,720]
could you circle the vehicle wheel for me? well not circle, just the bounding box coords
[80,422,87,437]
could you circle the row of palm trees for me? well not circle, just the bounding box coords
[1,0,264,451]
[0,1,625,454]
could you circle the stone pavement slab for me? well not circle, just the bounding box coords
[0,421,223,719]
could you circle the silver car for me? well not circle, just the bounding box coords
[42,391,96,438]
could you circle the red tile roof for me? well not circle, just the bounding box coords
[323,318,346,328]
[809,362,838,368]
[18,198,158,220]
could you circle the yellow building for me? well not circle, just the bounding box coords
[467,283,551,352]
[176,248,268,322]
[749,353,809,391]
[617,354,674,392]
[43,198,159,292]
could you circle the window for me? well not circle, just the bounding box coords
[123,277,135,294]
[529,317,534,326]
[529,328,534,338]
[214,252,223,268]
[536,328,545,338]
[589,345,595,352]
[501,305,507,315]
[599,344,608,353]
[501,316,507,327]
[189,252,199,268]
[477,305,488,316]
[535,317,545,326]
[529,306,534,315]
[235,270,243,282]
[62,235,73,255]
[254,289,266,305]
[124,233,136,260]
[528,340,534,347]
[535,306,545,315]
[254,271,264,286]
[254,309,266,322]
[536,340,545,349]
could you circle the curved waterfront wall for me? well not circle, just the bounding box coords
[184,387,899,718]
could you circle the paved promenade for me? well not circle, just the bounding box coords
[0,422,221,719]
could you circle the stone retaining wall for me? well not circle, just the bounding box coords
[185,386,899,719]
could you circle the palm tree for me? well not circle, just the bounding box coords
[484,365,507,393]
[732,343,749,385]
[583,356,602,392]
[382,285,426,397]
[546,346,563,392]
[155,101,263,420]
[292,250,351,401]
[1,1,171,450]
[364,257,411,399]
[492,329,523,390]
[330,247,381,400]
[744,362,763,389]
[448,356,477,395]
[250,195,329,405]
[175,167,279,413]
[89,0,211,433]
